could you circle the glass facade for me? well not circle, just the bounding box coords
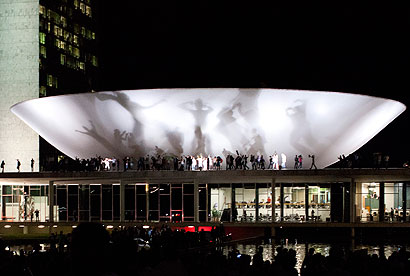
[39,0,100,172]
[1,184,49,222]
[0,181,409,223]
[356,182,409,223]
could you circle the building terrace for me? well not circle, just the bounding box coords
[1,168,410,237]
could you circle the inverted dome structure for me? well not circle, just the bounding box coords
[11,88,406,168]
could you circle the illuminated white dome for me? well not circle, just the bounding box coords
[10,88,406,168]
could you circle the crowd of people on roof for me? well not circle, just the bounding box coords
[2,150,403,173]
[37,151,305,172]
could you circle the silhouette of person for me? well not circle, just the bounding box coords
[179,99,213,154]
[179,98,213,128]
[294,155,299,169]
[70,222,112,276]
[31,158,35,172]
[96,92,164,143]
[16,159,21,172]
[1,160,4,173]
[76,120,118,156]
[34,209,40,221]
[309,154,317,170]
[286,100,318,154]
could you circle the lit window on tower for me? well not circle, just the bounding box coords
[39,5,46,15]
[60,54,66,65]
[86,6,92,17]
[40,45,46,58]
[39,86,47,97]
[39,32,46,44]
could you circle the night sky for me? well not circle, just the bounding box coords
[97,2,410,167]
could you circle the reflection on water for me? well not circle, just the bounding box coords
[222,240,403,273]
[6,240,406,274]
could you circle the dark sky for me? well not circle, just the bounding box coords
[97,2,410,166]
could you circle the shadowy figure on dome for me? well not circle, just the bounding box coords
[286,99,319,155]
[179,98,213,154]
[165,128,184,157]
[245,128,266,156]
[193,126,208,156]
[76,120,119,157]
[96,92,164,153]
[234,89,267,155]
[126,132,144,157]
[215,102,248,151]
[113,129,127,146]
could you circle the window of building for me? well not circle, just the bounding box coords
[47,74,53,87]
[124,184,135,221]
[79,184,89,221]
[197,184,206,221]
[159,184,170,221]
[47,74,58,88]
[74,24,80,34]
[39,86,47,97]
[136,184,147,221]
[39,5,46,16]
[308,184,330,222]
[61,16,67,28]
[385,183,402,222]
[40,45,46,58]
[54,26,60,37]
[73,47,80,58]
[149,185,159,221]
[92,55,98,67]
[257,183,272,222]
[39,32,46,44]
[274,186,280,221]
[90,184,101,221]
[80,2,85,14]
[101,185,112,221]
[48,10,60,25]
[60,40,66,50]
[357,182,380,222]
[40,19,45,31]
[56,185,67,221]
[60,54,66,65]
[86,29,92,40]
[1,184,50,222]
[68,185,78,221]
[86,5,92,17]
[64,30,71,42]
[209,184,231,222]
[171,184,182,222]
[73,35,79,46]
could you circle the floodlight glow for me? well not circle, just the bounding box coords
[10,88,405,168]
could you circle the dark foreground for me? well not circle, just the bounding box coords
[1,222,410,276]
